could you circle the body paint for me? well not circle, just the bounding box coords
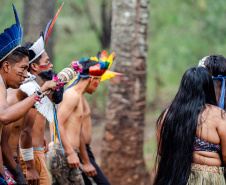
[40,62,52,69]
[93,81,99,88]
[17,72,23,77]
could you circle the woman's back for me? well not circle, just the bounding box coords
[194,104,226,166]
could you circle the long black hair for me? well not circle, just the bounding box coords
[154,67,217,185]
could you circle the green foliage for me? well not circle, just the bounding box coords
[2,0,226,114]
[148,0,226,106]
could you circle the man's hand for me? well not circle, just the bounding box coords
[40,80,59,92]
[67,152,81,169]
[83,163,97,177]
[43,137,49,153]
[26,168,40,185]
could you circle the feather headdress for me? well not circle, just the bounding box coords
[28,3,64,63]
[90,50,130,83]
[0,4,22,62]
[68,50,129,87]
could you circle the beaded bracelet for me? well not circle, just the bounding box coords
[34,88,51,103]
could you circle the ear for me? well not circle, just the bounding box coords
[30,63,39,72]
[2,61,11,73]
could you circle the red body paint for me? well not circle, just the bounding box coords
[93,81,99,88]
[40,63,52,68]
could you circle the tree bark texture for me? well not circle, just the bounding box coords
[101,0,150,185]
[23,0,55,61]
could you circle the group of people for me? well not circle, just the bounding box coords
[154,55,226,185]
[0,4,112,185]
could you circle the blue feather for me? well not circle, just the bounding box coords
[12,4,20,24]
[0,4,22,61]
[44,19,52,42]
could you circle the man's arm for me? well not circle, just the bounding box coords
[48,122,54,149]
[1,89,27,183]
[1,124,26,184]
[0,81,58,125]
[79,130,97,177]
[20,108,39,185]
[57,90,81,169]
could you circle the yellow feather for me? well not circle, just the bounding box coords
[90,56,98,61]
[107,52,115,69]
[100,71,116,81]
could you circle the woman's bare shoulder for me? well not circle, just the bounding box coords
[203,104,226,121]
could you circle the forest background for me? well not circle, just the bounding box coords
[1,0,226,184]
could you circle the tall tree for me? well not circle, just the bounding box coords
[101,0,150,185]
[23,0,55,62]
[70,0,112,49]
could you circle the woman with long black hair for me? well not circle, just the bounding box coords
[154,66,226,185]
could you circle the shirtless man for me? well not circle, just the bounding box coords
[0,4,58,184]
[79,99,110,185]
[19,40,54,185]
[47,58,109,185]
[2,70,63,185]
[18,9,63,184]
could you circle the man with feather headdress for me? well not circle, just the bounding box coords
[47,51,117,185]
[0,4,58,184]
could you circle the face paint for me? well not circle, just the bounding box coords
[17,72,23,77]
[40,62,52,68]
[93,81,99,88]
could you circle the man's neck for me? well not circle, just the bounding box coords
[71,78,90,95]
[0,71,8,89]
[35,76,45,87]
[29,70,38,77]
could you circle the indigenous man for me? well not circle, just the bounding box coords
[0,4,58,184]
[18,5,63,184]
[47,51,115,185]
[18,37,56,185]
[2,70,63,185]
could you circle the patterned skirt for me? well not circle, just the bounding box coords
[187,163,225,185]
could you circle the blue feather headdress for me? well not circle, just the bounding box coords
[0,4,23,62]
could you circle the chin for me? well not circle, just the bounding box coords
[9,84,20,89]
[87,91,94,94]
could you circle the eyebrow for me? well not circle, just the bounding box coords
[21,64,28,68]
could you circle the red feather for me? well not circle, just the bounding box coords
[45,2,64,44]
[115,75,131,85]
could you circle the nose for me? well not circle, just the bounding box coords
[49,62,53,68]
[23,71,29,78]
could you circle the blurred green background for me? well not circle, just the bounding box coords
[1,0,226,172]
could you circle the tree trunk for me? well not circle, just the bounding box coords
[101,0,150,185]
[23,0,55,62]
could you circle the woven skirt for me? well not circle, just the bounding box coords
[187,163,225,185]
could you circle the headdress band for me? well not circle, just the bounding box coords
[213,75,226,109]
[0,45,21,62]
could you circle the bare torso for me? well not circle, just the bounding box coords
[57,89,84,148]
[82,97,92,145]
[7,89,27,157]
[31,109,46,148]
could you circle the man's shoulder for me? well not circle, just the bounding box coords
[7,89,27,102]
[63,89,81,101]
